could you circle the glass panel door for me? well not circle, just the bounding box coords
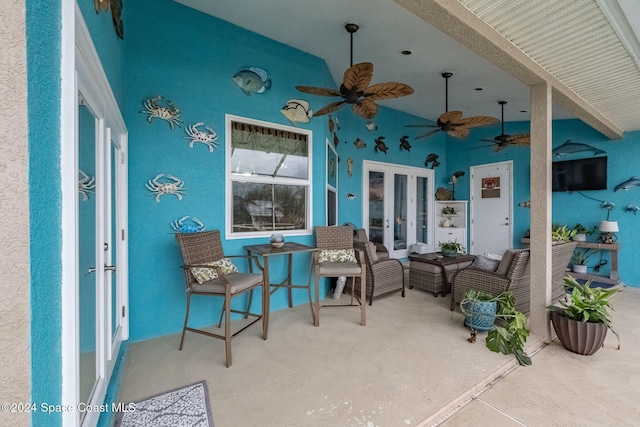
[363,161,435,258]
[77,95,98,423]
[368,171,385,245]
[393,174,407,251]
[416,176,429,244]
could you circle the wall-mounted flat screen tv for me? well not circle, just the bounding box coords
[552,156,607,192]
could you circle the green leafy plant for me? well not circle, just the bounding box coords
[548,276,620,348]
[551,224,577,242]
[571,248,596,266]
[486,291,531,366]
[439,240,464,252]
[573,223,596,236]
[460,289,494,304]
[441,206,456,215]
[461,290,531,366]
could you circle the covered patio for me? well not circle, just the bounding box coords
[115,285,640,426]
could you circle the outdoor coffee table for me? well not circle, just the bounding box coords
[408,252,475,297]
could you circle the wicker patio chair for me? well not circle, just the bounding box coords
[313,226,366,326]
[451,248,531,312]
[550,242,578,304]
[175,230,264,367]
[353,228,389,260]
[347,239,405,305]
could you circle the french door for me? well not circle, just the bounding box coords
[363,161,434,259]
[75,8,128,427]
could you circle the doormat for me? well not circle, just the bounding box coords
[114,380,213,427]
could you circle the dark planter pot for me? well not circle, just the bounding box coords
[550,311,608,355]
[462,300,497,331]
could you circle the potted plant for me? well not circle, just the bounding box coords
[439,240,464,257]
[572,223,596,242]
[548,275,620,355]
[460,290,496,331]
[462,290,531,366]
[486,290,531,366]
[551,224,577,243]
[571,248,595,273]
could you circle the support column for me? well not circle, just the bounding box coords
[529,82,553,341]
[0,1,31,425]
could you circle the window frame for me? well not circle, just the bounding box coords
[225,114,313,239]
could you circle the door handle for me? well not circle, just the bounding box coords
[86,267,97,276]
[105,265,116,272]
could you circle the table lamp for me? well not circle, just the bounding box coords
[598,220,619,244]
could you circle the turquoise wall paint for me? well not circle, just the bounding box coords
[125,0,332,341]
[77,0,125,106]
[27,1,62,425]
[124,0,446,341]
[445,119,640,285]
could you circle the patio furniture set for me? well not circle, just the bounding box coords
[174,226,576,367]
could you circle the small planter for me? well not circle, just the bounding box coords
[572,264,587,274]
[574,233,587,242]
[441,248,458,257]
[550,311,608,355]
[462,300,497,331]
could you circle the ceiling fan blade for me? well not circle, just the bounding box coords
[493,143,509,152]
[352,98,378,119]
[480,138,499,143]
[405,123,438,128]
[295,86,341,97]
[343,62,373,92]
[457,115,500,128]
[414,128,442,140]
[364,82,414,101]
[447,126,470,139]
[314,101,346,117]
[439,110,463,125]
[508,134,531,146]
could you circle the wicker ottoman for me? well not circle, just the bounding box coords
[409,256,474,297]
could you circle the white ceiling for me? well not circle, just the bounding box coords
[174,0,640,133]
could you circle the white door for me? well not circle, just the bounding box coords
[363,161,434,258]
[75,11,128,426]
[470,161,513,256]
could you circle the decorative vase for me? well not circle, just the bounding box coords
[270,233,284,248]
[441,248,458,257]
[550,311,608,355]
[575,233,586,242]
[441,219,451,227]
[572,264,587,274]
[462,300,497,331]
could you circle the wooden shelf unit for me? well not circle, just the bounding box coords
[520,239,620,285]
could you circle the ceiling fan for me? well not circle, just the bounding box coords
[478,101,530,152]
[406,72,498,139]
[295,23,414,120]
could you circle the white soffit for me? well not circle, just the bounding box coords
[459,0,640,132]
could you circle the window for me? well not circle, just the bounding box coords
[226,115,312,238]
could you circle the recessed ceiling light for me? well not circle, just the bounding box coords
[401,50,412,55]
[474,87,483,91]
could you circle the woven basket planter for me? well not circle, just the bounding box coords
[550,311,608,355]
[462,300,497,331]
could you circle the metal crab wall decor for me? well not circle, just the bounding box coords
[171,216,206,233]
[184,122,219,152]
[146,174,186,202]
[140,96,183,129]
[78,169,96,201]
